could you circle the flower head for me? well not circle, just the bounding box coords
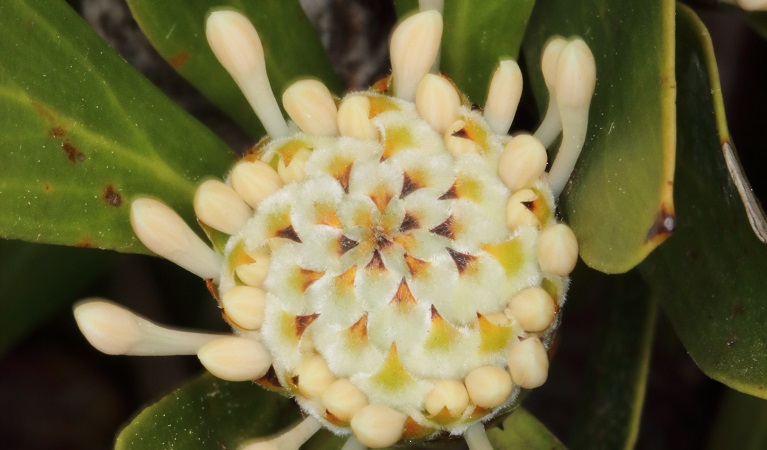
[75,6,595,449]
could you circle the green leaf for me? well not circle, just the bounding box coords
[707,389,767,450]
[0,239,114,355]
[125,0,342,138]
[394,0,536,105]
[117,374,310,449]
[640,4,767,399]
[522,0,676,273]
[487,408,566,450]
[568,271,656,450]
[0,0,234,253]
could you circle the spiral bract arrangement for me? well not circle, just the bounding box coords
[74,7,595,450]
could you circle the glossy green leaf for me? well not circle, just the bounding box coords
[0,239,114,355]
[116,374,318,449]
[640,4,767,399]
[0,0,233,253]
[126,0,342,138]
[568,271,656,450]
[522,0,676,273]
[487,408,566,450]
[707,389,767,450]
[394,0,536,105]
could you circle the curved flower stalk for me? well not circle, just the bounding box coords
[74,6,595,449]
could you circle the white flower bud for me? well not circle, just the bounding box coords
[206,10,288,137]
[506,286,556,332]
[321,379,369,422]
[294,354,336,399]
[498,134,548,191]
[464,366,513,408]
[537,223,578,276]
[507,336,549,389]
[230,160,284,209]
[197,336,272,381]
[390,11,443,101]
[424,379,469,416]
[194,179,252,235]
[130,198,221,280]
[337,95,378,140]
[282,79,339,136]
[221,285,267,330]
[416,74,461,134]
[277,148,312,184]
[73,299,220,356]
[351,404,407,448]
[484,59,523,135]
[506,189,540,229]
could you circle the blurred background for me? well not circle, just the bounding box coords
[0,0,765,448]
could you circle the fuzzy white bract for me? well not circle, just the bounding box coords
[74,6,596,449]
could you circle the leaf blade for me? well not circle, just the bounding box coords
[640,3,767,398]
[522,0,677,273]
[0,0,234,252]
[126,0,343,137]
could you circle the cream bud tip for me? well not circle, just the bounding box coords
[206,10,263,80]
[74,299,221,356]
[194,179,252,235]
[351,404,407,448]
[555,39,596,109]
[484,59,523,135]
[416,73,461,133]
[390,10,443,101]
[130,198,221,280]
[198,336,272,382]
[282,79,339,136]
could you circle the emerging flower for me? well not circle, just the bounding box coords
[74,5,595,449]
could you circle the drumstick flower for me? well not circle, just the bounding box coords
[74,6,595,449]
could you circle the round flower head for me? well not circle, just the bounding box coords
[74,6,596,450]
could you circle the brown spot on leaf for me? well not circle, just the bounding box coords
[49,127,66,138]
[338,235,358,255]
[447,248,477,274]
[399,212,420,232]
[168,52,190,68]
[646,208,676,241]
[295,313,320,337]
[275,225,301,242]
[75,239,94,248]
[430,216,455,240]
[62,142,85,163]
[32,101,55,122]
[102,184,122,207]
[43,182,52,192]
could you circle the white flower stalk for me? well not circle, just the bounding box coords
[75,8,598,449]
[484,60,523,135]
[206,10,288,137]
[73,299,221,355]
